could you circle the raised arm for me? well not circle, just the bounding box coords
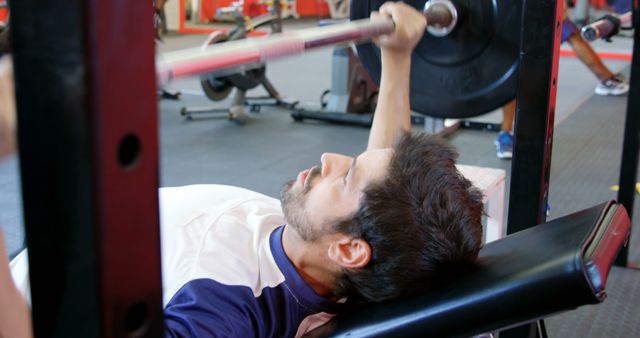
[367,2,426,150]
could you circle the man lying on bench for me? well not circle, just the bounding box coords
[0,3,488,337]
[0,2,633,337]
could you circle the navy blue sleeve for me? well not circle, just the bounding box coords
[164,279,265,338]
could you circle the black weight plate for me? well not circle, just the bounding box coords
[199,29,266,94]
[200,31,234,101]
[227,65,267,91]
[200,74,233,101]
[351,0,521,118]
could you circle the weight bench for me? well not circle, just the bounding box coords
[305,201,631,338]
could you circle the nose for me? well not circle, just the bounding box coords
[320,153,352,177]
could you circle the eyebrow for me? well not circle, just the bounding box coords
[346,156,358,183]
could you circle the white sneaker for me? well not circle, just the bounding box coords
[595,75,629,96]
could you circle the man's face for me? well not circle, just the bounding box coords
[280,148,392,241]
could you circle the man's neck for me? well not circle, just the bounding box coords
[281,225,337,299]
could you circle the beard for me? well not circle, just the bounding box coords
[280,166,323,241]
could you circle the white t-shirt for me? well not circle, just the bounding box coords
[11,185,341,337]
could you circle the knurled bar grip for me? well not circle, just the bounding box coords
[157,2,455,82]
[581,11,631,42]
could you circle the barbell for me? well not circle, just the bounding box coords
[158,0,521,119]
[580,12,632,42]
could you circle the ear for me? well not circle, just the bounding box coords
[327,236,371,269]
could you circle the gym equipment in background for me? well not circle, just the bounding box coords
[326,0,349,19]
[214,0,298,22]
[316,46,378,116]
[156,0,182,100]
[290,19,380,127]
[0,0,9,56]
[180,0,296,124]
[0,0,8,30]
[581,10,632,42]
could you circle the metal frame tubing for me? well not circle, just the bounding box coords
[615,1,640,267]
[502,0,563,337]
[11,0,163,337]
[507,0,562,235]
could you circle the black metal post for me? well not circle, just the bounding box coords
[507,0,562,233]
[11,0,163,337]
[502,0,563,336]
[614,0,640,267]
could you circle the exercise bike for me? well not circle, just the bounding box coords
[180,0,296,124]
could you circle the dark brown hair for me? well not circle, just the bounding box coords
[335,132,484,302]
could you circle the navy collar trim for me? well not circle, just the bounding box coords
[269,226,343,314]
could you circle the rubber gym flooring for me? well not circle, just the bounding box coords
[1,22,639,336]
